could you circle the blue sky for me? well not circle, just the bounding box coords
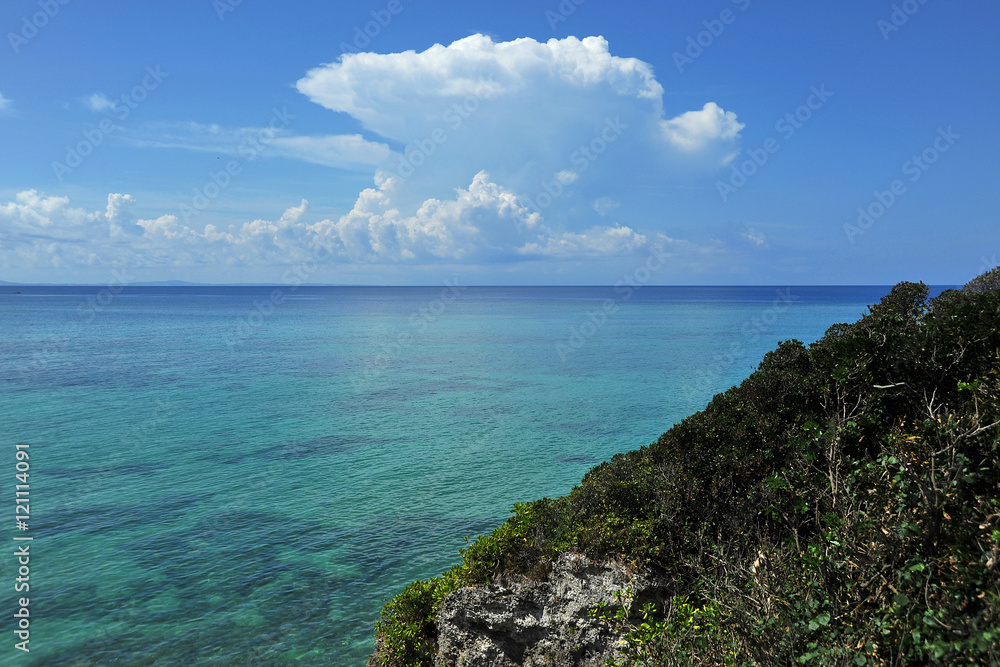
[1,0,997,285]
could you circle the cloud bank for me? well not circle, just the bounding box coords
[1,175,645,274]
[289,34,743,271]
[297,34,744,182]
[2,35,743,280]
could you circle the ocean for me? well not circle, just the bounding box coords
[0,285,920,665]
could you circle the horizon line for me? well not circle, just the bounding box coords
[1,282,959,288]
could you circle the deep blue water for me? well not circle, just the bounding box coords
[0,285,943,665]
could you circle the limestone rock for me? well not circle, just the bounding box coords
[434,552,666,667]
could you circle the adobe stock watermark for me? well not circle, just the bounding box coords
[717,84,833,202]
[16,266,134,381]
[353,279,467,387]
[688,287,799,400]
[546,0,586,30]
[8,0,71,53]
[339,0,410,54]
[556,244,668,362]
[519,116,628,225]
[213,0,244,21]
[878,0,932,41]
[224,240,332,348]
[673,0,751,73]
[463,405,509,455]
[393,81,494,179]
[55,393,175,514]
[51,66,169,182]
[844,126,958,243]
[179,106,294,222]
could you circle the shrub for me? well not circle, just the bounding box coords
[372,270,1000,665]
[370,571,460,667]
[964,265,1000,294]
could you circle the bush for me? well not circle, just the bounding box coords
[372,270,1000,665]
[964,265,1000,294]
[370,572,460,667]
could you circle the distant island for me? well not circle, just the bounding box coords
[371,268,1000,666]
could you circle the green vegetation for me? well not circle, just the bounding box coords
[371,571,461,666]
[372,271,1000,666]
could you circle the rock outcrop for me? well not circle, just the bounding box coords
[434,552,666,667]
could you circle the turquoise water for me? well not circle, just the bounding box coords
[0,285,903,665]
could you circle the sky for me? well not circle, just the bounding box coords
[0,0,997,285]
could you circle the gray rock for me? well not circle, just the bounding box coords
[434,552,666,667]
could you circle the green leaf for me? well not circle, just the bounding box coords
[808,613,830,631]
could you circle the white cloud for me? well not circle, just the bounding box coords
[555,170,579,184]
[0,172,659,278]
[593,197,620,216]
[291,33,744,266]
[308,170,542,262]
[269,134,391,169]
[1,36,747,279]
[296,34,743,215]
[120,121,390,171]
[0,190,103,233]
[661,102,744,153]
[307,170,647,263]
[0,191,125,270]
[120,121,255,153]
[86,93,116,113]
[741,228,769,249]
[297,35,741,160]
[0,92,11,113]
[135,198,320,266]
[517,224,646,258]
[106,193,144,237]
[297,35,668,134]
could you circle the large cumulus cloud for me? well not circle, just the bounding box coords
[296,34,742,160]
[294,34,743,260]
[2,35,743,279]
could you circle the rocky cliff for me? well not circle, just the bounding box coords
[432,552,665,667]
